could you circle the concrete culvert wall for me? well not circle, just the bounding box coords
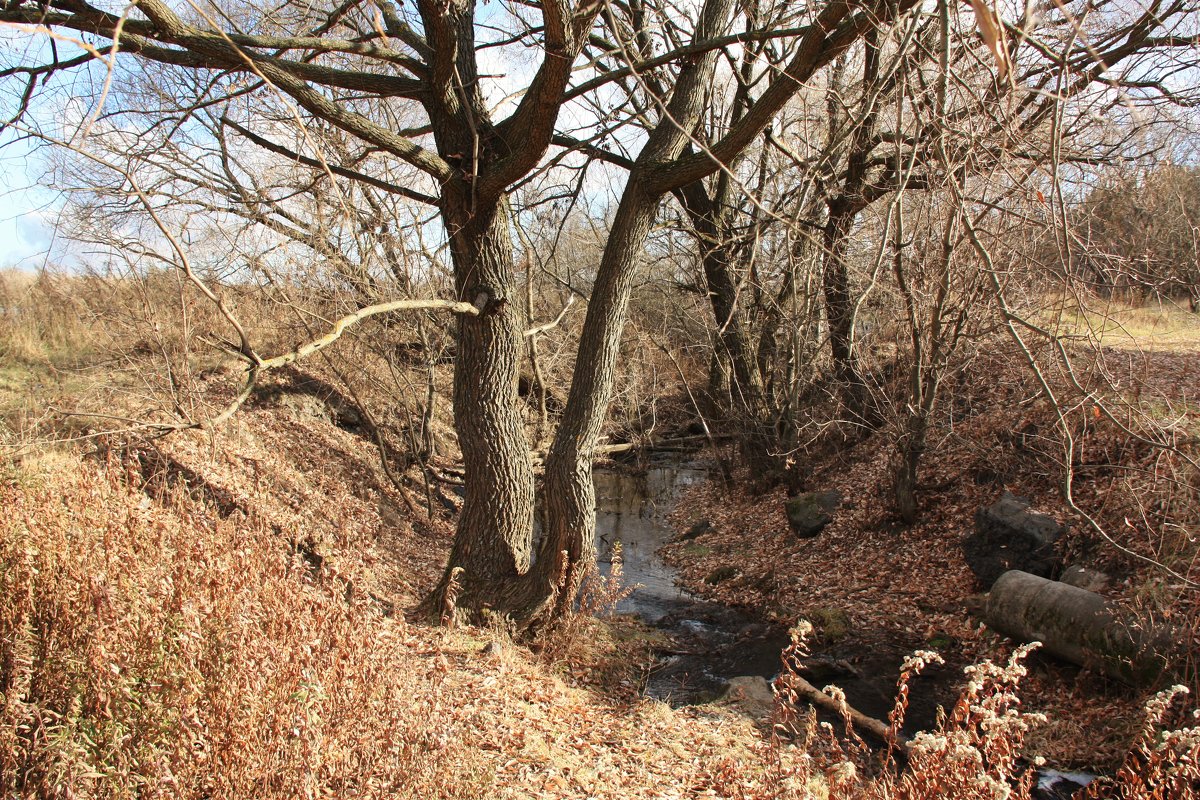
[984,570,1173,688]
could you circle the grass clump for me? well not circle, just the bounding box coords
[0,455,496,799]
[0,269,100,367]
[681,542,715,558]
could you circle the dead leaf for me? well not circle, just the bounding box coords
[968,0,1010,81]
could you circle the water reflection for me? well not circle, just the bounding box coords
[590,463,789,703]
[593,465,708,617]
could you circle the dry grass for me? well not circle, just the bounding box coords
[0,453,496,798]
[0,449,820,799]
[1043,294,1200,354]
[0,269,85,365]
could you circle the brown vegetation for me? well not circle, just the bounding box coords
[3,275,1200,797]
[2,0,1200,793]
[3,445,1197,799]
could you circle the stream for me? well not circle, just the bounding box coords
[592,460,790,703]
[592,458,931,716]
[589,459,1097,800]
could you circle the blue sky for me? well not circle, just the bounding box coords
[0,134,60,270]
[1,28,53,269]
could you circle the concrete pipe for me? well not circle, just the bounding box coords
[984,570,1172,688]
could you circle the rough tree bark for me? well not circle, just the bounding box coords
[821,198,874,425]
[679,182,765,419]
[677,180,786,478]
[819,28,883,430]
[434,196,537,611]
[409,0,603,619]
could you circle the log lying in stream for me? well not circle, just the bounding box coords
[529,434,734,465]
[984,570,1173,688]
[776,674,911,754]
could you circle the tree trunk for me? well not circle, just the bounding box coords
[822,201,877,428]
[519,187,659,624]
[422,195,536,619]
[677,183,784,480]
[821,31,884,432]
[511,0,740,627]
[893,410,927,524]
[678,184,765,416]
[708,347,731,398]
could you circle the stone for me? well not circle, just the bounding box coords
[785,490,842,538]
[718,675,776,718]
[1059,564,1110,593]
[281,391,334,423]
[1034,770,1097,800]
[962,492,1065,589]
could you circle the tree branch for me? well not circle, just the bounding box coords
[259,298,484,371]
[221,117,439,205]
[524,294,575,337]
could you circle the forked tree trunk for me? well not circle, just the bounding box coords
[509,0,741,629]
[426,0,872,629]
[414,0,603,623]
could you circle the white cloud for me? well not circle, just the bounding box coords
[0,133,62,268]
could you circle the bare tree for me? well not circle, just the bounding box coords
[2,0,925,626]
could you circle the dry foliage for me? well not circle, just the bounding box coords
[1,454,497,798]
[0,452,803,798]
[665,337,1200,770]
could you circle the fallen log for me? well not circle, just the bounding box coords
[776,673,911,754]
[529,434,734,464]
[984,570,1173,688]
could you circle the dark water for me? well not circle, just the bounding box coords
[592,463,791,703]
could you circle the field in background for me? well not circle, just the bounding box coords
[1046,294,1200,353]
